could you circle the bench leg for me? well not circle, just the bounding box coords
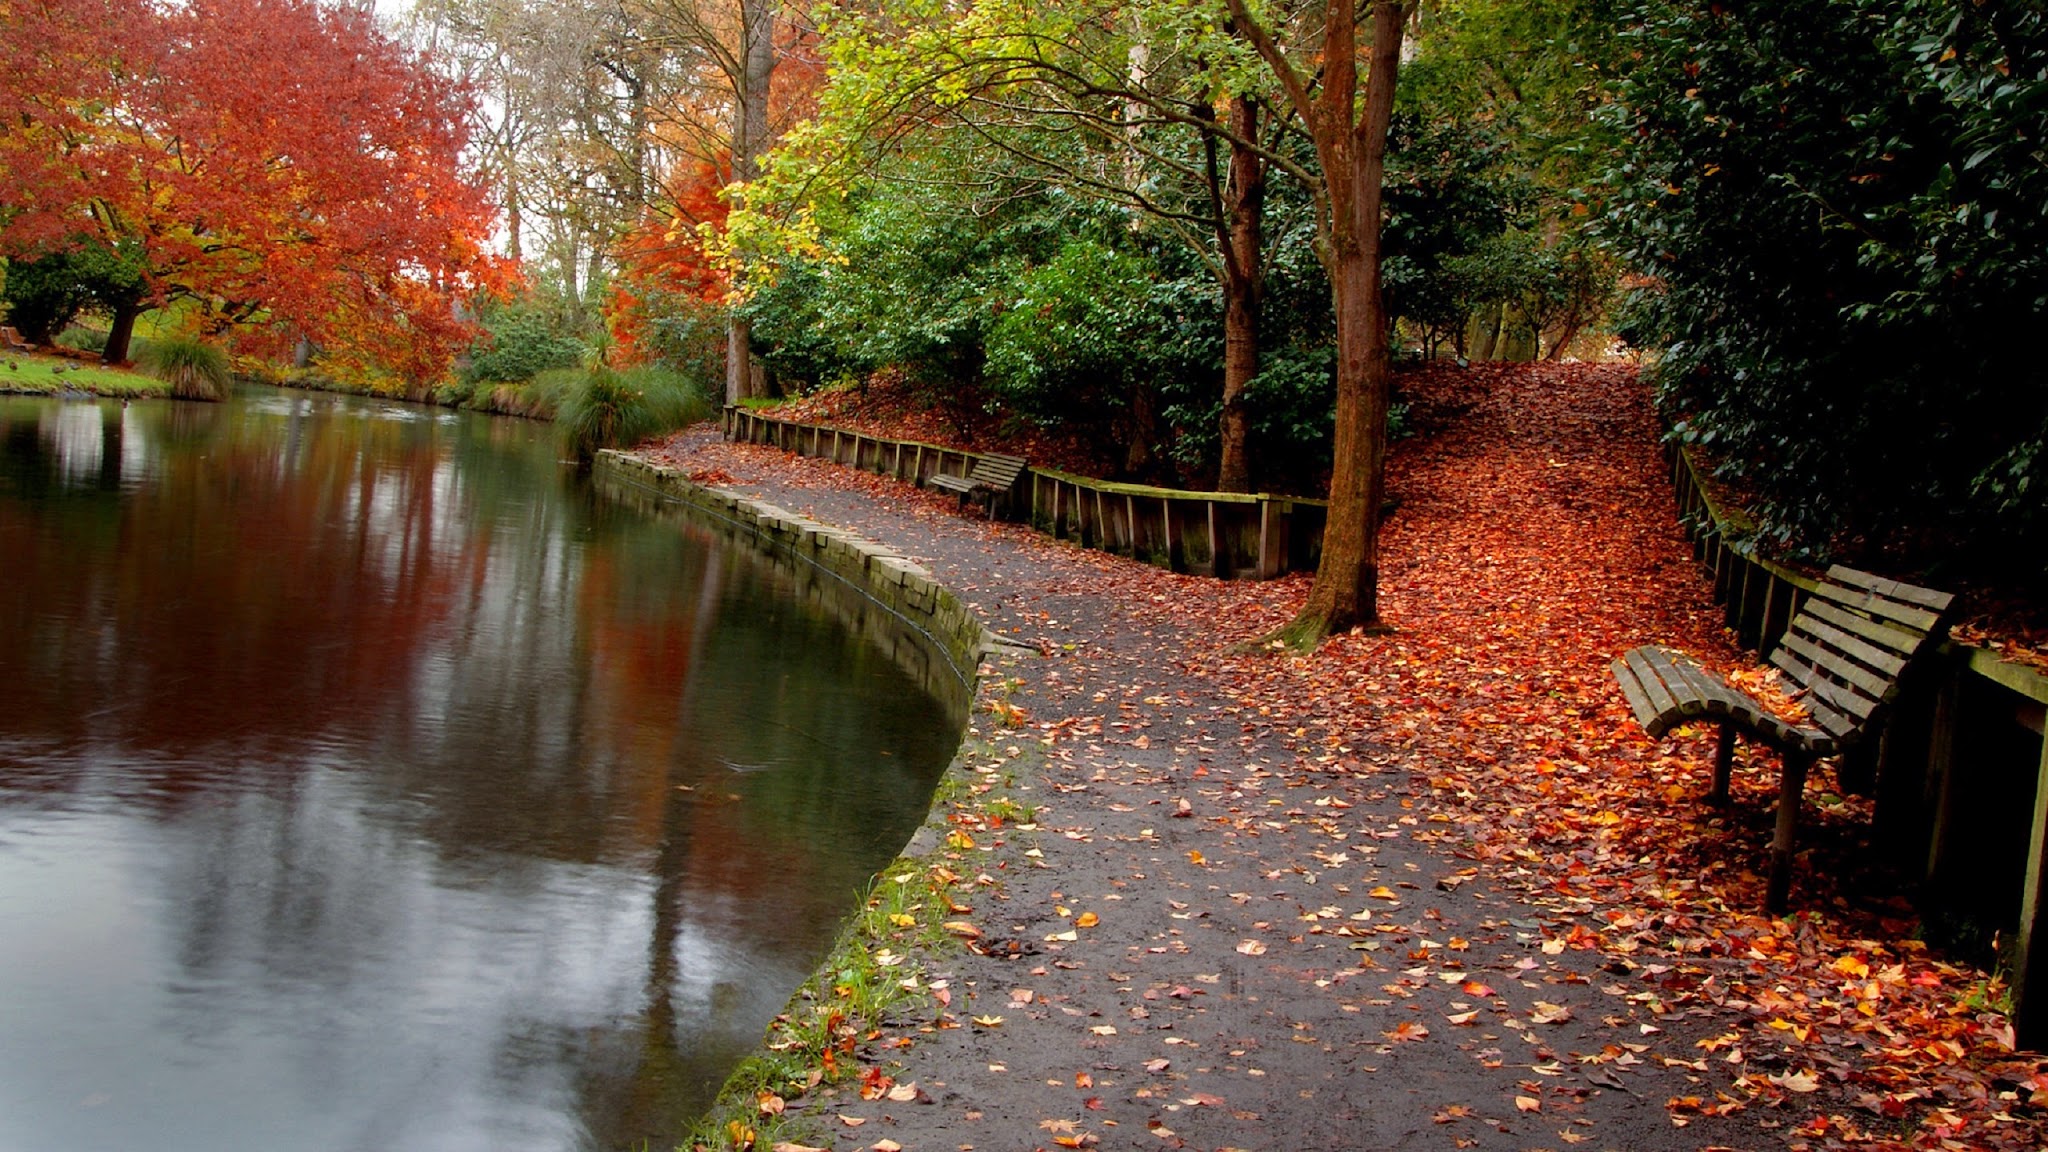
[1711,725,1737,804]
[1766,752,1814,914]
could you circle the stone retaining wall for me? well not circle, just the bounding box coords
[594,450,996,712]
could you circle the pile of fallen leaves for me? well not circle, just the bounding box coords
[757,371,1111,479]
[1174,363,2047,1152]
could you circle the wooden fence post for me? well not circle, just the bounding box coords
[2013,724,2048,1050]
[1257,498,1286,579]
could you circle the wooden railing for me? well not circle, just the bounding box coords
[1667,443,2048,1047]
[723,406,1326,579]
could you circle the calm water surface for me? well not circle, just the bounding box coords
[0,391,965,1151]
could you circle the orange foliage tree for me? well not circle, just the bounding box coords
[606,8,821,378]
[0,0,504,378]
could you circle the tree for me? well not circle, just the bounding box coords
[727,1,1297,488]
[1,0,500,374]
[1227,0,1409,640]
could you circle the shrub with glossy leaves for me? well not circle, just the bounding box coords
[1607,0,2048,582]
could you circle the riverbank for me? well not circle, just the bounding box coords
[637,362,2045,1152]
[0,350,167,398]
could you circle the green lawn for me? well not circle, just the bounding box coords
[0,351,168,397]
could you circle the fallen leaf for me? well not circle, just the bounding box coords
[1770,1070,1821,1094]
[1236,940,1268,956]
[972,1015,1004,1027]
[1516,1096,1542,1113]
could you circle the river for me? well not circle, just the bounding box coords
[0,390,964,1151]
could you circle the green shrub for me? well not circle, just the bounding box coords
[460,310,585,386]
[556,364,713,462]
[55,326,108,354]
[139,335,231,401]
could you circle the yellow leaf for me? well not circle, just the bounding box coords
[1831,954,1870,979]
[972,1014,1005,1027]
[756,1092,785,1115]
[943,921,981,939]
[1369,886,1399,900]
[1515,1096,1542,1113]
[1075,911,1099,928]
[888,913,915,928]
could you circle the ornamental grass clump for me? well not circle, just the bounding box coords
[557,364,714,462]
[139,335,232,401]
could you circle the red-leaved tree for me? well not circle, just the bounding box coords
[1,0,504,377]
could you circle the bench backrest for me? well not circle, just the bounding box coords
[1769,564,1955,748]
[969,452,1028,489]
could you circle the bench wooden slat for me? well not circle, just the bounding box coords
[1803,598,1922,656]
[1775,631,1891,702]
[1789,614,1908,680]
[1827,564,1956,612]
[1623,648,1685,728]
[1612,656,1664,732]
[1799,663,1879,723]
[1808,580,1944,634]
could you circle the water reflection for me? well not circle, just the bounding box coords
[0,392,964,1151]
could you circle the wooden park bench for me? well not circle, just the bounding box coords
[2,326,32,353]
[927,451,1027,519]
[1612,565,1955,912]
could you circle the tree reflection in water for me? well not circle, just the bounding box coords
[0,391,964,1152]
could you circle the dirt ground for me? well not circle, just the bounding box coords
[639,364,2045,1152]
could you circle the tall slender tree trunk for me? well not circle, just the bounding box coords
[1289,1,1406,640]
[724,0,777,407]
[1216,93,1264,495]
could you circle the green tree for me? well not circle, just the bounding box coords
[0,239,147,356]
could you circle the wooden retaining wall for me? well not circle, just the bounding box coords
[1668,445,2048,1047]
[723,406,1327,580]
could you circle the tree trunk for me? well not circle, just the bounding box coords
[1216,93,1264,495]
[1123,382,1157,478]
[1290,1,1405,641]
[101,301,140,365]
[724,0,777,406]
